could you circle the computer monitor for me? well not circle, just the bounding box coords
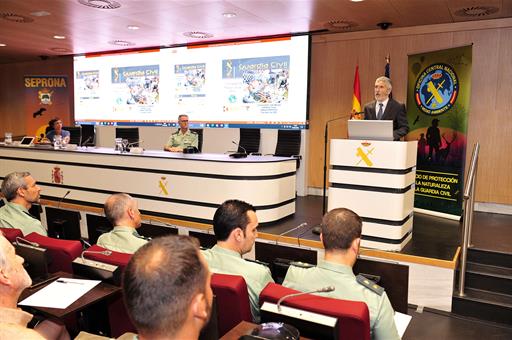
[86,214,113,244]
[348,120,394,141]
[189,231,216,249]
[260,302,338,340]
[80,124,96,146]
[15,242,49,282]
[45,207,82,240]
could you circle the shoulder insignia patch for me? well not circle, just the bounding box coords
[356,274,384,296]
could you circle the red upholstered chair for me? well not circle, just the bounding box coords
[211,273,252,337]
[0,227,23,243]
[259,283,371,340]
[83,244,134,337]
[24,232,82,274]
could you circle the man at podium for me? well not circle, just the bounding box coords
[363,76,409,140]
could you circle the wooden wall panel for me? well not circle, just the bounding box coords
[309,19,512,205]
[0,58,74,139]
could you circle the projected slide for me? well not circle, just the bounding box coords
[74,36,309,129]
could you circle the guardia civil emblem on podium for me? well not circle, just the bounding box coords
[414,63,458,116]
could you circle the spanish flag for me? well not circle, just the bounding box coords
[352,65,362,113]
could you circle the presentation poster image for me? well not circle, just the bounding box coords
[406,45,472,217]
[111,65,159,116]
[175,63,206,115]
[222,56,289,117]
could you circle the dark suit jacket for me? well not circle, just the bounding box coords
[363,98,409,140]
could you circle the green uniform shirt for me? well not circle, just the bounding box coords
[96,226,148,254]
[165,129,198,149]
[283,260,400,340]
[202,245,274,322]
[0,202,47,236]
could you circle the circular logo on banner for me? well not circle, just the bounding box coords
[414,63,459,116]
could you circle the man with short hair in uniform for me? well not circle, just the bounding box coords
[164,114,198,152]
[97,193,148,254]
[0,172,47,236]
[283,208,400,340]
[201,199,274,322]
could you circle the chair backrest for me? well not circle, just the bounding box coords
[259,283,370,340]
[0,227,23,243]
[115,127,140,146]
[63,126,82,145]
[274,130,301,157]
[238,128,261,154]
[85,244,132,271]
[24,232,82,274]
[211,273,252,337]
[191,128,203,152]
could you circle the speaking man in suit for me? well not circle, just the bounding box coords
[363,76,409,140]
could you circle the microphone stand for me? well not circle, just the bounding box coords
[322,114,354,215]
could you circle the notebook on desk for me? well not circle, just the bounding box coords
[348,120,394,141]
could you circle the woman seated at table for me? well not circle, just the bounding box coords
[45,118,70,144]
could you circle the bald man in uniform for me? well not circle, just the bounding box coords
[283,208,400,340]
[96,193,147,254]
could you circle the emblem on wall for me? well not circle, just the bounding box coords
[38,89,54,105]
[158,176,169,196]
[52,166,63,184]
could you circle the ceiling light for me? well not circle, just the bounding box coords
[50,47,71,53]
[0,43,6,47]
[183,31,213,39]
[350,0,365,2]
[222,12,237,18]
[30,11,51,17]
[454,6,499,17]
[127,25,140,30]
[108,39,135,46]
[77,0,121,9]
[53,35,66,39]
[0,12,34,23]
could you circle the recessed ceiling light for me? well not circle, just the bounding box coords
[30,11,51,17]
[108,39,135,46]
[183,31,213,39]
[53,35,66,39]
[222,12,237,18]
[0,43,6,47]
[350,0,364,2]
[50,47,71,53]
[77,0,121,10]
[127,25,139,30]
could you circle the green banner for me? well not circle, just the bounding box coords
[406,46,472,217]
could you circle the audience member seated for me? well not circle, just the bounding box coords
[0,233,69,340]
[124,235,213,340]
[202,199,274,322]
[96,193,148,254]
[0,172,47,236]
[45,118,70,144]
[282,208,400,340]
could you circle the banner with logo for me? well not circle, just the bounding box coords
[406,46,472,218]
[24,75,70,139]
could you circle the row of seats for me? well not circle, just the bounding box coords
[5,228,370,339]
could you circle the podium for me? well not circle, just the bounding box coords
[328,139,418,251]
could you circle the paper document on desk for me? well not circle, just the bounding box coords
[394,311,412,338]
[19,278,101,309]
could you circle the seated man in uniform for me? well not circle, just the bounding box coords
[96,193,147,254]
[283,208,400,340]
[0,172,47,236]
[202,199,274,322]
[0,233,69,339]
[123,235,213,340]
[164,114,198,152]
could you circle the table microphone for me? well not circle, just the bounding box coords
[277,286,335,311]
[80,136,93,147]
[275,222,307,244]
[81,249,112,262]
[230,140,248,158]
[57,190,71,209]
[15,236,39,247]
